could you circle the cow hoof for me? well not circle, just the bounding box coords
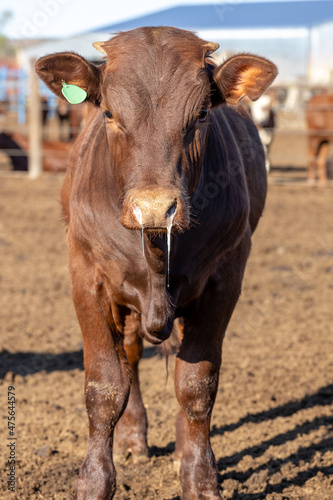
[75,458,116,500]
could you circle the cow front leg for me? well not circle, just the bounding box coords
[175,353,221,499]
[174,276,245,499]
[69,248,131,500]
[77,350,130,500]
[114,312,148,461]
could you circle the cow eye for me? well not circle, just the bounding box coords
[105,110,113,119]
[198,109,208,122]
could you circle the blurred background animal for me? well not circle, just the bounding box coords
[0,131,71,172]
[251,93,276,171]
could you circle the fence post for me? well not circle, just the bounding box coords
[28,58,42,179]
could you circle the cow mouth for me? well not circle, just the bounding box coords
[122,217,184,234]
[131,225,180,234]
[138,319,174,345]
[140,330,166,345]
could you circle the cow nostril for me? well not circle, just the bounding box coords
[166,200,177,219]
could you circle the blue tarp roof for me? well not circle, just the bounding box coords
[91,1,333,33]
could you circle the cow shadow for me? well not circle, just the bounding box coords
[0,345,165,379]
[211,384,333,437]
[214,384,333,498]
[164,441,332,500]
[149,384,333,499]
[218,415,332,469]
[223,463,333,500]
[0,349,84,378]
[217,416,332,488]
[162,430,332,500]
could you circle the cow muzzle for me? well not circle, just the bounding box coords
[121,188,188,231]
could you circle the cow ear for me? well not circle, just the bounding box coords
[35,52,101,106]
[212,54,278,106]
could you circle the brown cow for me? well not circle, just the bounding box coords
[36,27,277,500]
[306,93,333,185]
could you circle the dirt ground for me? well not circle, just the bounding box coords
[1,156,333,498]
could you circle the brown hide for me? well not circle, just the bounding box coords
[36,27,277,500]
[306,93,333,183]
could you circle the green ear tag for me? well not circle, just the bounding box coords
[61,82,87,104]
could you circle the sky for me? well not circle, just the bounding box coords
[1,0,310,40]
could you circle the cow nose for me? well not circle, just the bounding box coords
[121,188,186,230]
[133,200,177,226]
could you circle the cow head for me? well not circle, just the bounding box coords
[36,27,277,234]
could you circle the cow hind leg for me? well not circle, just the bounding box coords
[114,312,149,461]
